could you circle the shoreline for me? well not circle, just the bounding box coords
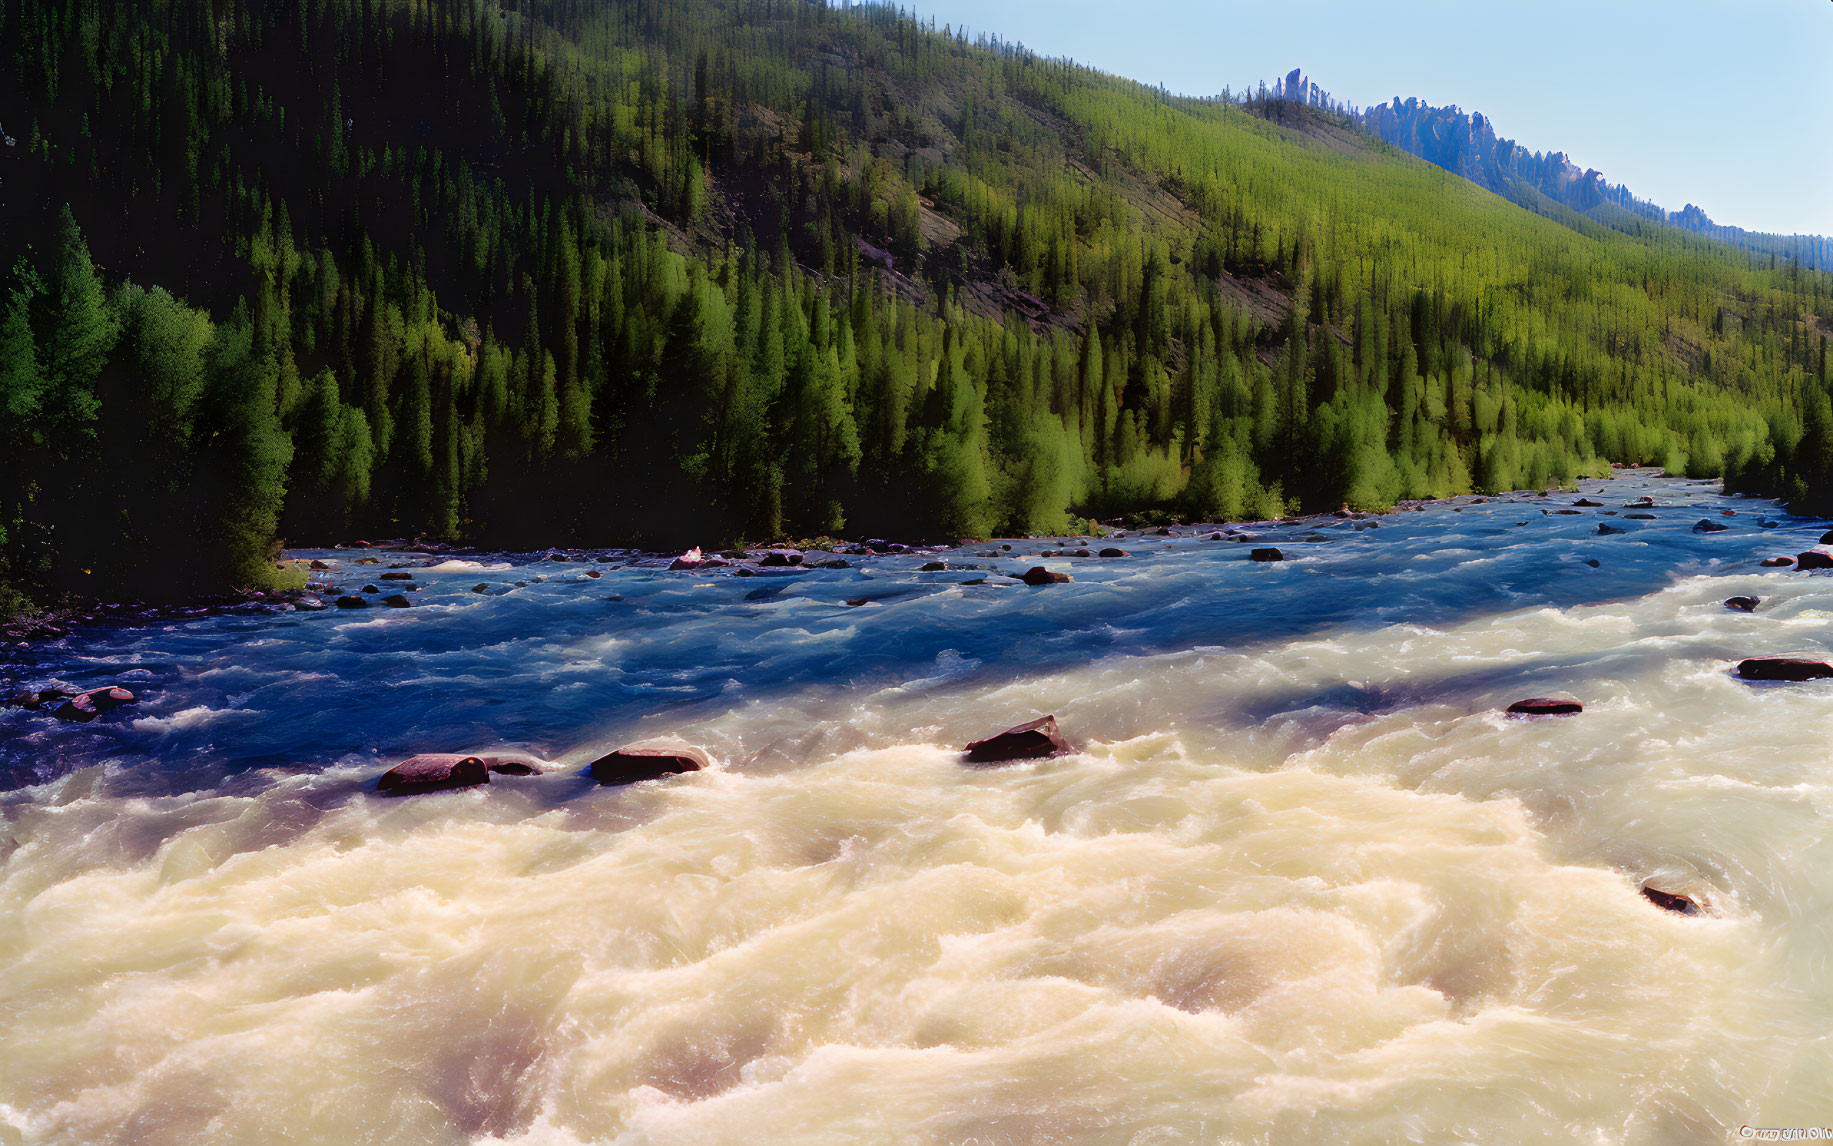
[0,469,1721,647]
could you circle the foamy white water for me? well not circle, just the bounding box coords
[2,474,1830,1144]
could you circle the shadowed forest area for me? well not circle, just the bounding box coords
[2,0,1830,607]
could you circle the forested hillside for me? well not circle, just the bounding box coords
[2,0,1830,607]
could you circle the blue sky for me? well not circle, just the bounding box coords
[901,0,1833,237]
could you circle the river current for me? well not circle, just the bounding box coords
[1,473,1829,1144]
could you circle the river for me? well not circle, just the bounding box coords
[1,473,1828,1144]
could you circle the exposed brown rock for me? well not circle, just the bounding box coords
[588,745,709,785]
[1020,566,1072,585]
[380,594,412,608]
[963,715,1073,763]
[1797,550,1833,570]
[381,571,414,581]
[335,595,369,608]
[377,754,490,795]
[1640,886,1702,916]
[1723,596,1761,612]
[1762,557,1795,568]
[1737,656,1833,682]
[1099,548,1128,558]
[1506,696,1583,716]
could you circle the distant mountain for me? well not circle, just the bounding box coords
[1345,87,1830,269]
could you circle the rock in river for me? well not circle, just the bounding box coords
[1724,596,1761,612]
[1798,550,1833,571]
[335,595,369,609]
[1762,557,1795,568]
[1250,547,1285,562]
[1737,656,1833,682]
[1099,548,1128,558]
[589,745,709,785]
[1506,696,1583,716]
[377,754,490,795]
[1020,566,1072,585]
[1692,519,1728,533]
[963,715,1073,763]
[1641,885,1702,916]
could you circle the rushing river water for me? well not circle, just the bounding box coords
[3,473,1831,1145]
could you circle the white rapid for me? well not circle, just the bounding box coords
[1,474,1830,1144]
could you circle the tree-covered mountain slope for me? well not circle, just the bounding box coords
[1,0,1829,606]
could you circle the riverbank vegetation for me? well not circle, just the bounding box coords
[2,0,1828,604]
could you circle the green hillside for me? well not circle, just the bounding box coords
[1,0,1828,605]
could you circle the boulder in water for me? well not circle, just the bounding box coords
[1250,547,1285,562]
[335,595,369,609]
[1641,885,1702,916]
[1099,548,1128,558]
[377,754,490,795]
[1797,550,1833,570]
[380,594,412,608]
[588,745,709,785]
[1596,524,1626,535]
[1692,519,1728,533]
[963,715,1073,763]
[308,559,333,570]
[1821,530,1833,545]
[1574,498,1603,507]
[759,552,803,567]
[922,561,949,571]
[1761,556,1795,568]
[1723,596,1761,612]
[1506,695,1583,716]
[482,756,545,776]
[1737,656,1833,682]
[1020,566,1072,585]
[472,584,490,593]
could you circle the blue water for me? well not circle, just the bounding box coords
[1,473,1823,794]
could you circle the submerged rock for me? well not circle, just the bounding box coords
[1723,596,1761,612]
[1692,519,1728,533]
[963,715,1073,763]
[1250,547,1285,562]
[380,594,412,608]
[1020,566,1072,585]
[1506,696,1583,716]
[1641,885,1702,916]
[471,583,490,593]
[1596,524,1626,536]
[1737,656,1833,682]
[482,756,544,776]
[377,754,489,795]
[588,745,709,785]
[1574,498,1603,507]
[1624,513,1657,520]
